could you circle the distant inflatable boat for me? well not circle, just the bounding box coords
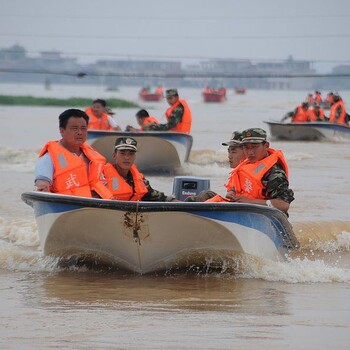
[87,130,193,173]
[202,88,226,103]
[264,121,350,141]
[22,191,298,274]
[234,87,247,94]
[139,88,163,102]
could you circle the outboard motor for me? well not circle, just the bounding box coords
[172,176,210,201]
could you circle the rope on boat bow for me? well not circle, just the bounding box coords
[133,200,141,245]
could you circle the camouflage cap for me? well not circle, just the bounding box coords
[114,137,137,151]
[222,131,243,147]
[241,128,267,144]
[166,88,178,97]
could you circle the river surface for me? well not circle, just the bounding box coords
[0,83,350,349]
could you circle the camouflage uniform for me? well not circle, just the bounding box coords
[123,171,173,202]
[144,88,184,131]
[261,164,294,203]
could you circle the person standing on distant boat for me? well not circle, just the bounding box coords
[143,89,192,133]
[103,137,176,201]
[206,128,294,214]
[34,109,113,199]
[125,109,160,132]
[281,102,309,123]
[185,131,245,202]
[85,99,121,131]
[329,93,348,125]
[307,103,327,122]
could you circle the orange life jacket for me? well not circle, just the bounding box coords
[85,107,114,131]
[141,116,160,130]
[307,109,325,122]
[225,148,289,200]
[103,163,148,201]
[39,141,113,199]
[165,99,192,133]
[292,106,308,123]
[329,101,346,124]
[314,94,323,103]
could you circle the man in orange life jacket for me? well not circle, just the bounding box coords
[207,128,294,214]
[281,102,309,123]
[307,103,327,122]
[143,89,192,134]
[85,99,121,131]
[329,93,348,125]
[103,137,176,201]
[185,131,246,202]
[125,109,160,132]
[34,109,113,199]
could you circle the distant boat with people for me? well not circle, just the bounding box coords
[139,86,164,102]
[202,87,227,103]
[234,87,247,94]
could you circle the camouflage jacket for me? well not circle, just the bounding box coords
[145,104,184,131]
[125,171,173,202]
[262,164,295,203]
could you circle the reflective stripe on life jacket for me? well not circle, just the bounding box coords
[165,99,192,133]
[292,106,308,123]
[85,107,114,131]
[103,163,148,201]
[329,101,346,124]
[225,148,289,200]
[38,141,113,199]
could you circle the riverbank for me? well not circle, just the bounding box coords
[0,95,139,108]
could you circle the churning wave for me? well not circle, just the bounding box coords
[0,147,38,172]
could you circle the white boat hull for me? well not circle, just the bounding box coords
[264,121,350,141]
[22,192,298,274]
[87,131,193,173]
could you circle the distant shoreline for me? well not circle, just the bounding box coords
[0,95,139,108]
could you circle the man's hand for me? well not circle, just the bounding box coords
[34,179,50,192]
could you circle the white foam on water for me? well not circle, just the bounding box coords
[0,147,37,172]
[0,216,39,247]
[285,152,314,161]
[313,231,350,252]
[241,256,350,284]
[0,240,61,272]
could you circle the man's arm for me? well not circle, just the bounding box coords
[34,153,54,191]
[145,105,184,131]
[141,177,175,202]
[107,115,121,130]
[262,164,295,212]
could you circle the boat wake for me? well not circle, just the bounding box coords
[0,147,38,172]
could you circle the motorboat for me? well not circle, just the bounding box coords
[234,87,247,94]
[87,130,193,173]
[21,191,298,274]
[264,120,350,141]
[202,87,226,103]
[139,88,163,102]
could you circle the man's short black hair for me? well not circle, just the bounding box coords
[59,109,89,129]
[93,99,107,107]
[135,109,150,119]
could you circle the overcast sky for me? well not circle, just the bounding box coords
[1,0,350,70]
